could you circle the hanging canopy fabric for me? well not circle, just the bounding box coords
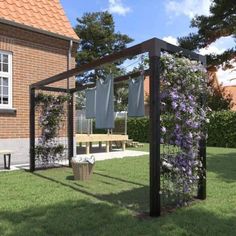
[95,76,114,129]
[85,88,96,119]
[128,75,145,117]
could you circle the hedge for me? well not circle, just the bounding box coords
[207,111,236,148]
[127,118,150,143]
[126,111,236,148]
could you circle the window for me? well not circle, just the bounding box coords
[0,51,12,108]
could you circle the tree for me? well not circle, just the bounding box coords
[178,0,236,69]
[75,11,133,82]
[75,90,85,110]
[114,83,128,111]
[178,0,235,111]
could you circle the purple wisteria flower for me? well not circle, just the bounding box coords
[160,53,208,205]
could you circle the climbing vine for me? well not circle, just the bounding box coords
[160,53,209,206]
[35,92,71,166]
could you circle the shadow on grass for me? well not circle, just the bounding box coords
[93,172,146,187]
[65,175,75,180]
[207,150,236,182]
[0,198,235,236]
[99,186,149,212]
[31,172,149,213]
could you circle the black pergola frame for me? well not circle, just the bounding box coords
[29,37,206,217]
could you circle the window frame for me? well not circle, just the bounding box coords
[0,50,12,109]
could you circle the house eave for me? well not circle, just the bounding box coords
[0,18,80,43]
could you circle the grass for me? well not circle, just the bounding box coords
[0,145,236,236]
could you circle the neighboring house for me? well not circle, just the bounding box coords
[0,0,79,163]
[223,86,236,110]
[209,66,236,110]
[143,76,150,115]
[217,66,236,111]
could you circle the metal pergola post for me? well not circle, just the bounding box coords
[149,47,161,216]
[197,138,207,199]
[197,56,207,200]
[68,92,74,167]
[29,87,35,172]
[29,37,207,217]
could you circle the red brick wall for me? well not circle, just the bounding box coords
[223,86,236,111]
[144,76,150,98]
[0,23,78,139]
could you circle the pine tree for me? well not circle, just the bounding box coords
[75,11,133,82]
[178,0,236,68]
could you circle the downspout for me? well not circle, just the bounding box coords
[67,40,73,89]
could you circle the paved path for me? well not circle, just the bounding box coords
[0,149,148,172]
[77,149,148,161]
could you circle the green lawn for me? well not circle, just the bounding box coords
[0,146,236,236]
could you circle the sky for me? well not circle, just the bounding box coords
[60,0,236,85]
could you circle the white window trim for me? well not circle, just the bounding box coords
[0,51,12,109]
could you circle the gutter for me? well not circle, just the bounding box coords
[0,18,80,43]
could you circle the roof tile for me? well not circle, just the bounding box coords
[0,0,79,40]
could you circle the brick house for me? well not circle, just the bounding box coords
[0,0,79,164]
[208,66,236,110]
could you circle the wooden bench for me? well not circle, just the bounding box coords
[0,150,13,169]
[76,134,129,154]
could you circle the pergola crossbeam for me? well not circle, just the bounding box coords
[31,38,153,88]
[31,38,205,89]
[36,86,69,93]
